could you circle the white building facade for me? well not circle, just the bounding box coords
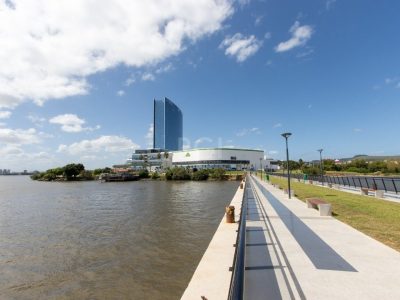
[171,148,270,170]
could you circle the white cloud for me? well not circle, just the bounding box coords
[249,127,261,134]
[255,16,263,26]
[238,0,250,7]
[194,137,213,147]
[354,128,363,133]
[385,77,400,88]
[117,90,125,96]
[0,0,233,109]
[142,73,155,81]
[125,75,136,86]
[0,111,12,119]
[145,123,154,148]
[273,123,282,128]
[155,63,174,74]
[58,135,139,155]
[220,33,262,62]
[296,47,314,58]
[0,127,40,145]
[275,21,313,52]
[236,127,261,137]
[326,0,337,10]
[0,145,55,170]
[269,150,278,155]
[49,114,99,133]
[28,114,46,127]
[264,32,272,40]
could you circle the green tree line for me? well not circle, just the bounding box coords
[278,159,400,175]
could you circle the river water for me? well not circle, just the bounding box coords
[0,176,238,299]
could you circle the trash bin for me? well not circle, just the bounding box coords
[266,174,270,181]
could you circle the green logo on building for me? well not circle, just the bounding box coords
[186,152,191,157]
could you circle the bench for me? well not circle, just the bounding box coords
[360,187,377,196]
[306,198,332,216]
[360,187,385,198]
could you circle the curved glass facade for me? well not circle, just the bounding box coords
[153,97,183,151]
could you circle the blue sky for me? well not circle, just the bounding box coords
[0,0,399,170]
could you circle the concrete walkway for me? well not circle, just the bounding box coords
[250,175,400,300]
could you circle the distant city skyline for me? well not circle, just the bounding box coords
[0,0,400,170]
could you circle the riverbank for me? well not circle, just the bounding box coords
[32,167,244,182]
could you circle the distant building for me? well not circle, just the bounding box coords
[171,148,276,171]
[153,97,183,151]
[128,148,172,171]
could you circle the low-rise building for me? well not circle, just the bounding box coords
[172,148,272,170]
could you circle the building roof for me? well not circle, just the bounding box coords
[171,147,264,153]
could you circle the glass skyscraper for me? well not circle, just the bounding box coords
[153,97,183,151]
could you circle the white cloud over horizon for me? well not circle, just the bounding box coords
[0,0,233,109]
[49,114,100,133]
[57,135,139,155]
[220,33,262,62]
[145,124,154,148]
[194,137,213,147]
[275,21,313,52]
[236,127,261,137]
[0,127,41,145]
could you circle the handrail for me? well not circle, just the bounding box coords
[267,172,400,193]
[228,175,248,300]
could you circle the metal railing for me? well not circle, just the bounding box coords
[228,176,248,300]
[269,172,400,193]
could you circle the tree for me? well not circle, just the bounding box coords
[64,163,85,180]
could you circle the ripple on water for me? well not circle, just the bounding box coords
[0,177,238,299]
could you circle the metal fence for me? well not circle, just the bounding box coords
[268,172,400,193]
[228,176,248,300]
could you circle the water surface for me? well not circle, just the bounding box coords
[0,176,238,299]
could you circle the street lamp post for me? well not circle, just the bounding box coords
[281,132,292,199]
[317,149,324,185]
[260,157,263,180]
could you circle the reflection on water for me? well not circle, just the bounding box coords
[0,176,238,299]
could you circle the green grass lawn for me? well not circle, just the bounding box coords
[268,176,400,252]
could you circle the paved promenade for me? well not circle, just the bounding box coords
[249,175,400,299]
[182,176,400,299]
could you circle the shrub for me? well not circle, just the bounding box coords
[209,168,226,180]
[172,167,191,180]
[30,172,43,180]
[138,169,150,178]
[346,167,369,173]
[79,170,94,180]
[191,169,209,181]
[151,172,160,179]
[165,169,173,180]
[165,167,191,180]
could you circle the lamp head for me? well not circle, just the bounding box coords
[281,132,292,139]
[317,149,323,153]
